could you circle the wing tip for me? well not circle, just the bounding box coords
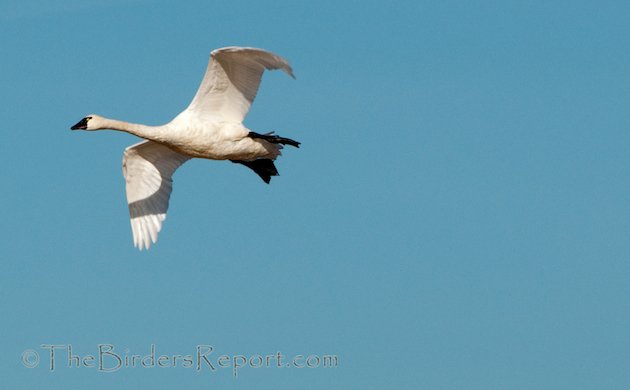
[286,66,296,79]
[131,214,166,251]
[211,46,296,78]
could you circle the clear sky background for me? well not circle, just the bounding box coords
[1,0,630,388]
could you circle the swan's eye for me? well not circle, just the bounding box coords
[87,116,93,120]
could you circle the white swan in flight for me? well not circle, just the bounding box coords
[71,46,300,250]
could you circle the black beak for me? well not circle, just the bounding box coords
[71,118,88,130]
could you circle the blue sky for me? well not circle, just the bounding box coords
[1,0,630,388]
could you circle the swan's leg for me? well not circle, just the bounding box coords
[230,159,279,184]
[248,131,301,148]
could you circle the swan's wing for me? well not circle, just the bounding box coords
[122,140,190,250]
[185,46,295,123]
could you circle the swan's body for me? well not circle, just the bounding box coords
[71,46,299,250]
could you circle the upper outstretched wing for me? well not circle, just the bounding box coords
[123,140,190,250]
[185,46,295,123]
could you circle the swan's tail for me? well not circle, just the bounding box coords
[231,159,279,184]
[248,131,301,148]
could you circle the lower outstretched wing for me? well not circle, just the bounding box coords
[123,140,190,250]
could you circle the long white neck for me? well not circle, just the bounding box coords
[100,117,172,143]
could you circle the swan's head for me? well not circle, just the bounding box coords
[70,114,105,131]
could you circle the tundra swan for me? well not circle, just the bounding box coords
[71,46,300,250]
